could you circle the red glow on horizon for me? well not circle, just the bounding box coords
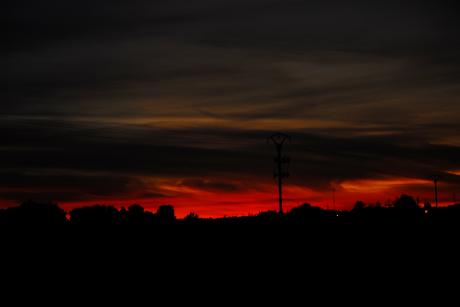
[60,176,457,218]
[1,176,458,218]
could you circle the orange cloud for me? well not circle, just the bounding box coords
[340,178,432,194]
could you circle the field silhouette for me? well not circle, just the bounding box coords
[2,194,457,297]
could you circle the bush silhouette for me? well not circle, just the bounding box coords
[70,205,120,226]
[1,194,460,228]
[156,205,176,223]
[184,212,199,222]
[352,201,366,212]
[393,194,419,211]
[0,201,66,226]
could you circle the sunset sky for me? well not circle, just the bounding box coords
[3,0,460,217]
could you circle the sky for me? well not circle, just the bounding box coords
[2,0,460,217]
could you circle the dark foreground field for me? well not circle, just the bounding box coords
[2,196,459,293]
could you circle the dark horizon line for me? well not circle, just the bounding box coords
[2,193,460,219]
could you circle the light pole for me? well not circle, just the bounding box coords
[434,178,439,208]
[332,187,336,209]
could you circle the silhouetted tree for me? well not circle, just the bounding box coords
[394,194,419,211]
[3,193,460,229]
[286,203,331,225]
[353,201,366,212]
[391,194,423,225]
[184,212,199,221]
[126,204,146,225]
[0,201,66,226]
[156,205,176,223]
[70,205,120,226]
[128,204,144,215]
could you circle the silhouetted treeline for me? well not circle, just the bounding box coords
[0,201,176,227]
[0,200,66,226]
[69,203,177,226]
[1,194,460,228]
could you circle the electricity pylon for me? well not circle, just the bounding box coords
[434,178,439,208]
[268,133,291,214]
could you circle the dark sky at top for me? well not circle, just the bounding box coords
[2,1,460,215]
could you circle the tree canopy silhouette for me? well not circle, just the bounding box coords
[1,195,460,229]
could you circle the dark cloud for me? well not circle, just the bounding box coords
[178,178,241,192]
[2,0,460,206]
[1,116,459,203]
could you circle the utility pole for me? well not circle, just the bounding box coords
[268,133,291,214]
[434,178,439,208]
[332,187,336,209]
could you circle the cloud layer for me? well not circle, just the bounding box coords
[2,0,460,215]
